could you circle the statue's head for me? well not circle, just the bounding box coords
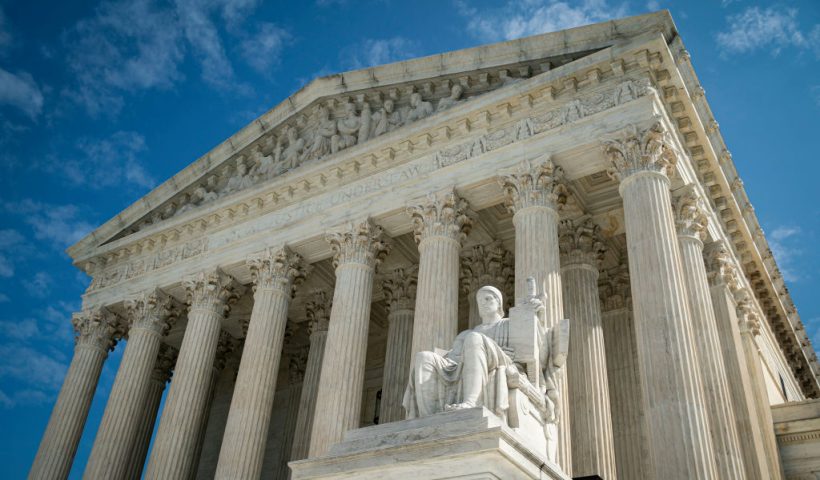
[476,286,504,322]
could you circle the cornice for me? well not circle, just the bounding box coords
[67,11,676,261]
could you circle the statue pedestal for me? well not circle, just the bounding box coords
[290,407,568,479]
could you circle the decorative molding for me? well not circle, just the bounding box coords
[152,344,179,384]
[459,241,514,303]
[598,261,630,312]
[673,185,708,241]
[326,218,390,269]
[87,78,653,293]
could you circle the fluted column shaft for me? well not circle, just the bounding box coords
[500,157,570,473]
[736,300,784,480]
[601,306,648,479]
[606,122,718,478]
[290,324,328,461]
[308,219,388,457]
[29,309,117,480]
[409,190,471,356]
[216,247,306,480]
[560,226,615,479]
[381,266,417,423]
[125,348,175,480]
[145,269,243,480]
[85,291,179,479]
[677,230,745,479]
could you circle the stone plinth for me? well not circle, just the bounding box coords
[771,399,820,479]
[290,408,569,480]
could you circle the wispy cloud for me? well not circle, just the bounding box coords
[4,200,95,250]
[23,272,53,299]
[42,130,155,190]
[0,68,44,119]
[0,229,26,278]
[716,6,819,57]
[457,0,629,42]
[768,225,803,282]
[62,0,283,116]
[0,6,12,53]
[340,37,419,70]
[240,22,291,73]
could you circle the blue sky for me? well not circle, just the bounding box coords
[0,0,818,477]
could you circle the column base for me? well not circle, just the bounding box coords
[290,407,568,480]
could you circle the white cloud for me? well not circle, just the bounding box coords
[340,37,419,70]
[0,318,40,340]
[4,200,95,250]
[23,272,53,299]
[457,0,629,42]
[0,228,26,278]
[716,6,819,57]
[0,68,44,119]
[43,130,155,190]
[0,388,50,408]
[240,22,291,73]
[768,225,802,282]
[0,344,69,391]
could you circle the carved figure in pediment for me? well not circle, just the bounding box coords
[282,126,305,169]
[436,84,464,112]
[613,80,638,105]
[335,101,361,152]
[358,102,372,144]
[178,184,218,214]
[559,99,584,123]
[221,157,254,197]
[306,105,337,161]
[250,144,278,181]
[372,99,403,137]
[405,92,433,122]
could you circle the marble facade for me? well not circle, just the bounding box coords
[29,11,820,480]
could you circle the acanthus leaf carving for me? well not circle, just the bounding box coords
[305,289,332,336]
[602,120,678,183]
[381,265,419,313]
[183,268,246,317]
[152,344,179,384]
[559,216,606,267]
[598,261,631,311]
[407,189,474,244]
[459,240,514,304]
[499,156,568,213]
[123,288,184,337]
[673,185,708,240]
[72,307,119,352]
[326,218,390,269]
[247,246,309,296]
[705,241,742,291]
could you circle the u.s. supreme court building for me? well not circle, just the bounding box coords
[28,11,820,480]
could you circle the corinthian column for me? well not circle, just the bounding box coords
[308,219,389,457]
[125,345,177,480]
[380,266,417,423]
[602,122,718,478]
[290,290,331,461]
[215,247,307,480]
[558,217,616,479]
[499,156,571,474]
[84,290,182,479]
[706,243,771,479]
[408,189,472,356]
[460,241,514,329]
[735,293,784,480]
[144,269,244,480]
[29,308,118,480]
[673,187,746,479]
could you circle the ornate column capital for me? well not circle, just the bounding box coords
[499,156,568,213]
[559,216,606,268]
[598,262,631,312]
[602,121,678,183]
[305,289,331,336]
[705,241,742,291]
[381,265,418,313]
[124,288,184,337]
[72,307,119,352]
[735,292,761,336]
[288,347,308,385]
[326,218,390,269]
[152,344,179,384]
[214,331,241,371]
[183,268,245,316]
[407,189,473,244]
[247,246,310,296]
[459,241,514,296]
[673,186,708,241]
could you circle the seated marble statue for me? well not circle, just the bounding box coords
[403,279,568,426]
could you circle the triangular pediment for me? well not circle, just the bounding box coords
[68,11,677,263]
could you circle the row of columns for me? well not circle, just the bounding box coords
[30,121,783,480]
